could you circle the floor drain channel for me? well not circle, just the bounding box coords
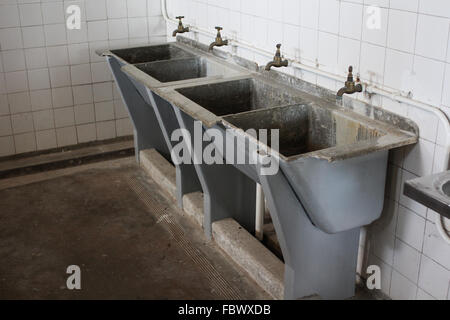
[127,177,243,300]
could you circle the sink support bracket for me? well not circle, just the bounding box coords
[146,89,203,208]
[259,167,360,300]
[107,56,170,162]
[174,108,256,239]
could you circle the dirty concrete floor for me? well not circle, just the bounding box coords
[0,157,270,300]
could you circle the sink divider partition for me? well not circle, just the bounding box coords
[106,56,171,163]
[173,108,256,238]
[146,90,203,208]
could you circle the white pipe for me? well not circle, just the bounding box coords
[255,184,265,241]
[161,0,450,244]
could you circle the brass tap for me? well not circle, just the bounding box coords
[265,44,289,71]
[209,26,228,51]
[337,66,363,97]
[172,16,189,37]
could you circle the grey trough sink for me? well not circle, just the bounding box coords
[105,37,419,300]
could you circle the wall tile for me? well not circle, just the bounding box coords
[14,131,36,153]
[76,122,96,143]
[36,129,57,150]
[360,42,385,83]
[418,0,450,19]
[0,135,15,156]
[30,89,52,111]
[56,125,77,147]
[383,49,413,91]
[32,109,54,131]
[86,0,107,21]
[415,14,449,61]
[96,120,116,140]
[387,10,417,53]
[19,3,43,27]
[24,48,47,70]
[418,255,450,300]
[423,221,450,270]
[403,138,435,177]
[300,0,319,29]
[412,56,445,106]
[390,270,418,300]
[390,0,418,12]
[319,0,339,34]
[74,103,95,125]
[340,2,363,40]
[11,112,34,134]
[0,115,12,137]
[42,2,65,25]
[396,206,426,251]
[393,239,421,282]
[0,28,23,50]
[0,5,20,28]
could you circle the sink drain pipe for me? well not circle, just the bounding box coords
[255,184,265,241]
[161,0,450,244]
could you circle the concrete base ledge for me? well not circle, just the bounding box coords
[140,149,176,200]
[212,219,284,300]
[139,148,285,300]
[183,192,204,228]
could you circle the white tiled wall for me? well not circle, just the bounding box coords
[0,0,166,156]
[165,0,450,300]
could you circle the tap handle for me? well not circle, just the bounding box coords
[176,16,184,22]
[215,26,223,32]
[275,43,282,58]
[347,65,354,82]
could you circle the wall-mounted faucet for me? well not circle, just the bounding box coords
[337,66,362,97]
[209,27,228,51]
[265,44,288,71]
[172,16,189,37]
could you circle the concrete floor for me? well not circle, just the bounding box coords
[0,157,270,300]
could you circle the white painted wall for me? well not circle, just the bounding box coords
[0,0,166,155]
[165,0,450,300]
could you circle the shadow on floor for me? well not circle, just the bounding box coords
[0,158,269,300]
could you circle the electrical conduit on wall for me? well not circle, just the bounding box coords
[160,0,450,244]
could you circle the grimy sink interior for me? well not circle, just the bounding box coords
[176,78,303,116]
[111,44,195,64]
[135,57,237,83]
[442,181,450,197]
[223,104,383,157]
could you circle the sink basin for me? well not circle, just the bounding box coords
[175,77,304,117]
[134,56,239,83]
[221,103,388,234]
[442,180,450,197]
[223,104,383,158]
[111,44,195,64]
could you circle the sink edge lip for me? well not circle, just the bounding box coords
[404,175,450,219]
[219,114,417,163]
